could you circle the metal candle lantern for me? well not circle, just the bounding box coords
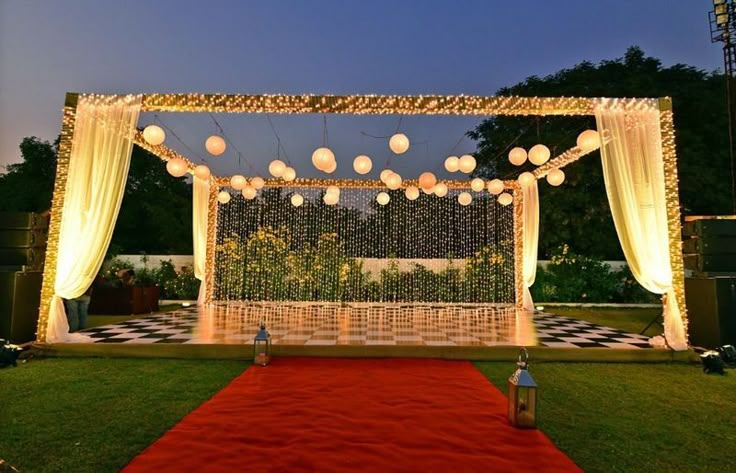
[253,322,271,366]
[508,347,537,429]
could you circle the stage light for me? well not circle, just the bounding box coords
[528,144,550,165]
[444,156,459,172]
[458,154,476,173]
[206,135,226,156]
[353,155,373,174]
[269,159,286,178]
[488,179,504,195]
[389,133,410,154]
[194,164,211,180]
[143,125,165,145]
[509,147,527,166]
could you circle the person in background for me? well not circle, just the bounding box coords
[63,283,94,332]
[113,269,136,287]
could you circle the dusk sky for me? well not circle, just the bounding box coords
[0,0,723,180]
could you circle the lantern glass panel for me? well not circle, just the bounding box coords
[254,339,271,366]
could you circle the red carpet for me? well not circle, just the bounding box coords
[123,358,581,472]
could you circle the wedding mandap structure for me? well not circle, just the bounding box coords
[37,92,689,351]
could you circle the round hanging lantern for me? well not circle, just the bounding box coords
[326,185,340,196]
[418,172,437,191]
[528,144,550,166]
[577,129,600,151]
[547,168,566,186]
[376,192,390,205]
[434,182,448,197]
[325,160,337,173]
[268,159,287,178]
[217,191,231,204]
[508,147,527,166]
[241,185,257,200]
[206,135,226,156]
[230,174,247,190]
[458,154,476,173]
[166,158,189,177]
[444,156,460,173]
[405,186,420,200]
[323,192,339,206]
[471,178,485,192]
[487,179,504,195]
[143,125,166,145]
[380,169,394,183]
[457,192,472,206]
[353,155,373,175]
[389,133,410,154]
[312,147,335,171]
[498,192,513,206]
[385,172,402,190]
[194,164,211,180]
[282,167,296,182]
[291,194,304,207]
[518,171,536,187]
[250,176,265,190]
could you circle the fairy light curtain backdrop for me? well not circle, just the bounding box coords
[38,93,687,351]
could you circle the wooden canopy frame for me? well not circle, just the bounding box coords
[35,92,685,343]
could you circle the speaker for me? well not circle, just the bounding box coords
[0,229,48,248]
[0,248,45,267]
[685,276,736,348]
[0,211,49,230]
[682,236,736,255]
[682,218,736,238]
[684,254,736,273]
[0,270,43,343]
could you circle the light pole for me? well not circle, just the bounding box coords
[710,0,736,214]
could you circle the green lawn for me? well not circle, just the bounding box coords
[547,306,662,337]
[0,358,246,472]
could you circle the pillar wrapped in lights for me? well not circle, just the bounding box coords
[458,154,476,173]
[389,133,410,154]
[206,135,226,156]
[253,322,272,366]
[444,156,460,172]
[143,124,166,145]
[353,155,373,174]
[166,158,189,177]
[217,190,231,204]
[269,159,287,178]
[508,348,537,429]
[508,147,527,166]
[471,178,485,192]
[488,179,504,195]
[528,144,550,165]
[230,174,247,190]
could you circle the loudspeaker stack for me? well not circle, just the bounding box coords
[0,212,47,343]
[682,216,736,348]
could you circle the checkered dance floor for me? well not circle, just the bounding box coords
[79,302,654,349]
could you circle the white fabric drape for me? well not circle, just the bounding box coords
[193,176,209,305]
[46,95,142,343]
[521,179,539,311]
[595,104,687,350]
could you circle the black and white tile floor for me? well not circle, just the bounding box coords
[79,303,653,349]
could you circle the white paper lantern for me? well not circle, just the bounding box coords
[143,125,166,145]
[217,191,231,204]
[206,135,226,156]
[194,164,211,180]
[508,147,527,166]
[487,178,504,195]
[376,192,390,205]
[166,158,189,177]
[418,172,437,191]
[444,156,459,173]
[498,192,513,206]
[518,171,536,187]
[323,192,339,205]
[385,172,402,190]
[389,133,410,154]
[380,169,394,183]
[250,176,265,190]
[230,174,247,190]
[405,186,420,200]
[326,185,340,196]
[353,155,373,175]
[471,178,485,192]
[528,144,550,166]
[241,185,257,200]
[282,167,296,182]
[547,168,566,186]
[458,154,476,173]
[269,159,287,178]
[434,182,448,197]
[291,194,304,207]
[312,147,335,171]
[325,160,337,173]
[577,130,600,151]
[422,185,435,195]
[457,192,472,206]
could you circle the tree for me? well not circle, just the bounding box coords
[468,46,730,259]
[0,137,58,212]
